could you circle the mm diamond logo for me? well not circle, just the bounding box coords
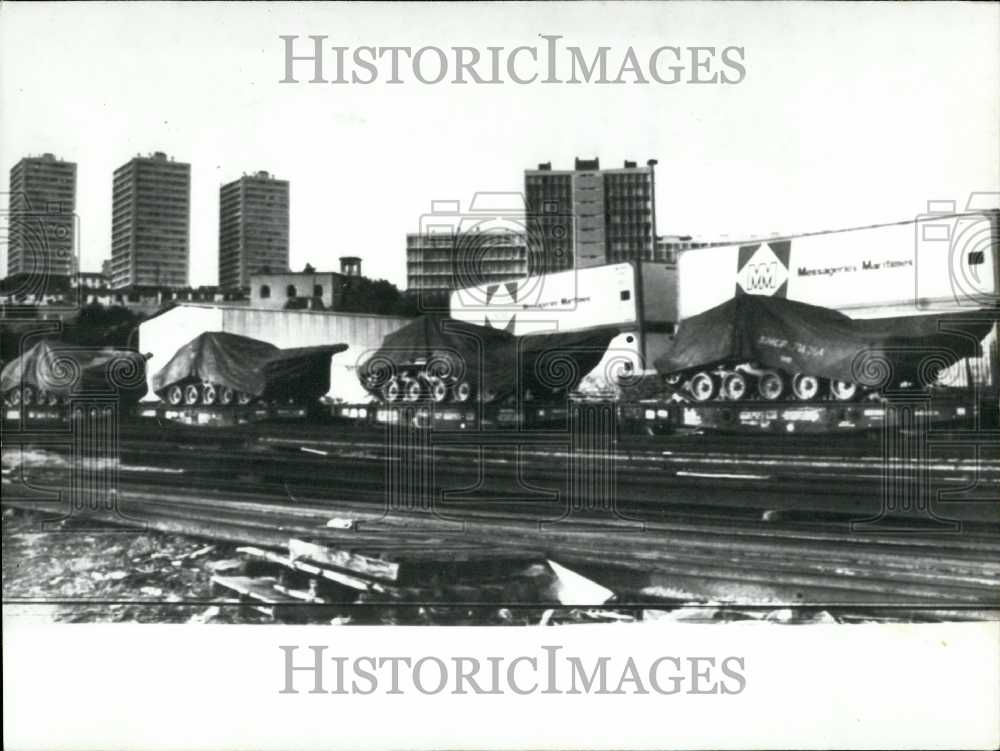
[737,242,790,296]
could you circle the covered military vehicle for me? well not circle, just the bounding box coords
[654,295,993,403]
[1,339,149,407]
[358,316,514,404]
[358,316,620,404]
[151,331,347,407]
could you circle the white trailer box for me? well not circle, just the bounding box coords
[678,212,999,320]
[450,261,678,394]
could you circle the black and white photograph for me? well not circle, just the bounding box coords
[2,2,998,749]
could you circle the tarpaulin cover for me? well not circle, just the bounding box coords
[358,316,516,399]
[518,327,621,397]
[654,295,994,385]
[0,339,149,401]
[359,316,622,400]
[152,331,346,400]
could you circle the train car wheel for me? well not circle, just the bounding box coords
[830,380,858,401]
[183,384,201,406]
[721,371,749,401]
[792,373,820,401]
[201,383,218,405]
[757,370,786,401]
[167,385,184,406]
[454,381,473,403]
[383,378,401,403]
[688,371,719,402]
[219,386,235,406]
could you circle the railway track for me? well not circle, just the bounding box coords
[4,419,999,613]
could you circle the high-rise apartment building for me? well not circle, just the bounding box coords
[110,151,190,288]
[6,154,77,277]
[524,157,657,273]
[406,230,527,296]
[218,171,290,289]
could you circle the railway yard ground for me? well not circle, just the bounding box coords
[3,416,999,625]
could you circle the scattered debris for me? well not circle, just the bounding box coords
[325,517,354,529]
[206,558,245,574]
[546,560,614,605]
[188,606,221,624]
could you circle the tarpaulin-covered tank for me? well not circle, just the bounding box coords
[1,339,149,407]
[654,295,993,402]
[358,315,515,403]
[151,331,347,407]
[359,316,622,404]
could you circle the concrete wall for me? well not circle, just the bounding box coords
[138,304,411,402]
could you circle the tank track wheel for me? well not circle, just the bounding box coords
[21,385,36,406]
[201,383,218,406]
[166,385,184,406]
[429,378,448,403]
[721,371,749,401]
[792,373,821,401]
[183,384,201,406]
[689,371,719,402]
[219,386,235,406]
[404,377,423,402]
[830,380,858,401]
[383,378,401,403]
[757,370,786,401]
[453,381,473,403]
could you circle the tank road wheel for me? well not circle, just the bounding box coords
[7,388,22,407]
[383,378,401,403]
[183,384,201,406]
[720,371,749,401]
[403,377,424,403]
[21,385,36,406]
[757,370,786,401]
[46,392,60,407]
[453,381,473,403]
[166,385,184,406]
[237,391,253,406]
[201,383,218,406]
[688,371,719,402]
[830,380,858,401]
[218,386,235,406]
[791,373,821,401]
[666,373,683,386]
[428,378,449,404]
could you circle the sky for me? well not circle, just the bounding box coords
[1,2,998,288]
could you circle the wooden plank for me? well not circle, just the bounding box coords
[288,537,400,582]
[210,575,284,604]
[273,582,326,604]
[236,546,384,593]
